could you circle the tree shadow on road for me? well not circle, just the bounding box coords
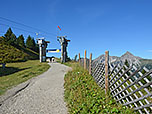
[0,67,31,77]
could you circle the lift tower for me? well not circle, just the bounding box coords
[37,37,50,62]
[57,36,70,63]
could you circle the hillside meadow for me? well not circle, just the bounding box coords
[0,60,50,95]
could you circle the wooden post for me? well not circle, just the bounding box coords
[105,51,109,95]
[84,50,87,69]
[89,53,92,75]
[79,53,80,65]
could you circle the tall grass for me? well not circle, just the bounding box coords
[64,62,136,114]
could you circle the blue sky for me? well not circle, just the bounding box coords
[0,0,152,59]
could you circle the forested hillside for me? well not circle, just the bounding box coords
[0,28,39,63]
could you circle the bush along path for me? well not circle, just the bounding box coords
[64,63,136,114]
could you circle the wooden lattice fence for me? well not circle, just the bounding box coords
[109,63,152,114]
[79,51,152,114]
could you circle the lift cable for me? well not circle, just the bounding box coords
[0,16,57,36]
[0,23,56,39]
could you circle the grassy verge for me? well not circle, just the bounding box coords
[63,61,75,67]
[0,60,50,95]
[64,62,136,114]
[55,57,61,63]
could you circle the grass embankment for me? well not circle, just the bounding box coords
[0,43,38,63]
[0,43,28,63]
[64,62,135,114]
[0,60,50,95]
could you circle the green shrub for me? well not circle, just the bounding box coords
[64,63,136,114]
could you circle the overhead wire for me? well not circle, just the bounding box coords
[0,23,36,34]
[0,17,70,41]
[0,16,57,36]
[0,17,63,51]
[0,23,56,39]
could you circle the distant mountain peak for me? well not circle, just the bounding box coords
[126,51,131,53]
[118,51,141,66]
[93,51,142,66]
[121,51,142,59]
[126,51,133,55]
[121,51,134,57]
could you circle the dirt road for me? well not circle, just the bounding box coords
[0,63,71,114]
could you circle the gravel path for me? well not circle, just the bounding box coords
[0,63,71,114]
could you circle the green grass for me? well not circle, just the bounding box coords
[63,61,75,67]
[19,47,39,60]
[0,43,28,63]
[64,62,136,114]
[0,43,39,63]
[0,60,50,95]
[55,57,61,63]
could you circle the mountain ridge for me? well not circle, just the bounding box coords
[93,51,151,68]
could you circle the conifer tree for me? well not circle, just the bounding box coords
[26,35,33,49]
[35,44,39,53]
[124,59,129,67]
[4,28,13,42]
[17,35,25,47]
[26,36,36,51]
[4,28,17,46]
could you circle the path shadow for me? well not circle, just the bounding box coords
[0,67,31,77]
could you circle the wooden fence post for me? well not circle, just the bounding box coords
[84,50,87,69]
[89,53,92,75]
[79,53,80,65]
[105,51,109,95]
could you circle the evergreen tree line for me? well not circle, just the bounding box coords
[0,28,39,53]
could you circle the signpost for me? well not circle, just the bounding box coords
[47,49,61,53]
